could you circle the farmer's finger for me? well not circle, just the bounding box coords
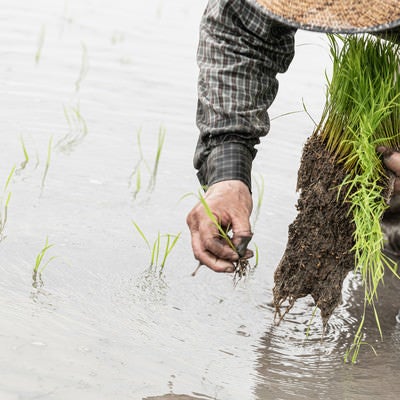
[243,248,254,259]
[191,231,236,272]
[378,147,400,176]
[198,251,235,273]
[377,147,400,195]
[203,236,239,261]
[232,233,253,257]
[394,178,400,194]
[192,239,235,273]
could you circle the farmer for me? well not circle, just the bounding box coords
[186,0,400,272]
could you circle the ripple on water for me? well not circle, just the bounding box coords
[252,271,400,400]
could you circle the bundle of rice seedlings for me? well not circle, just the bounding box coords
[274,34,400,362]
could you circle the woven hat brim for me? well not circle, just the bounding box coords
[254,0,400,34]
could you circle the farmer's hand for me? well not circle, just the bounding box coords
[377,147,400,194]
[378,148,400,257]
[186,180,253,273]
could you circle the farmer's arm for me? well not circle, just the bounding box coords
[187,0,296,272]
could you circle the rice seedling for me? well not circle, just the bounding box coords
[129,128,151,198]
[41,136,53,192]
[301,97,318,127]
[33,237,56,274]
[129,125,166,198]
[15,136,40,175]
[270,109,304,122]
[35,24,46,64]
[315,34,400,362]
[132,166,142,200]
[32,237,57,284]
[147,125,166,192]
[253,243,259,269]
[197,191,236,251]
[56,103,88,152]
[132,220,180,273]
[0,166,16,241]
[75,42,89,92]
[19,136,29,170]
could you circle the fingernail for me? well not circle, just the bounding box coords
[224,267,234,273]
[234,235,253,258]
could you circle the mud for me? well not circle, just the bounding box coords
[273,133,356,324]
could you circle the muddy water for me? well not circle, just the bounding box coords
[1,1,400,399]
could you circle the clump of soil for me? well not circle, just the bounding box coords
[273,133,356,325]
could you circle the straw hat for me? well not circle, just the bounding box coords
[255,0,400,33]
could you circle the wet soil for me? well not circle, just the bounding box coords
[273,133,356,325]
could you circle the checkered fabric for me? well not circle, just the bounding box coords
[194,0,296,190]
[193,0,400,191]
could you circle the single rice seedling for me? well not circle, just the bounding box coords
[132,165,142,200]
[147,125,166,192]
[33,237,56,273]
[35,24,46,64]
[270,109,304,122]
[41,136,53,192]
[129,128,151,198]
[16,136,40,175]
[32,236,57,284]
[75,41,89,92]
[253,243,259,269]
[0,166,16,241]
[129,125,166,198]
[132,220,180,273]
[56,103,88,152]
[19,136,29,170]
[133,128,149,171]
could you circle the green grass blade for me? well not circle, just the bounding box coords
[132,220,151,250]
[41,136,53,191]
[160,232,181,269]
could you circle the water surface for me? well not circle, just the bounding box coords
[1,1,399,399]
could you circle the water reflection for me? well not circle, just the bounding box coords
[253,273,400,400]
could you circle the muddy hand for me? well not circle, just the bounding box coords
[186,180,253,273]
[377,146,400,194]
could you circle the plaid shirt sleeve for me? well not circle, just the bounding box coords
[194,0,296,191]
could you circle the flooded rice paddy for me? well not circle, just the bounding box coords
[1,1,400,399]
